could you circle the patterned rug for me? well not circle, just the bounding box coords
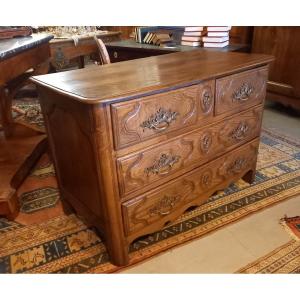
[237,240,300,274]
[0,128,300,273]
[237,216,300,274]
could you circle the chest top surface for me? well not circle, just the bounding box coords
[31,50,273,104]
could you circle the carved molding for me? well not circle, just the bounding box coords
[199,132,213,154]
[201,86,213,114]
[121,102,142,142]
[200,169,213,189]
[123,153,145,191]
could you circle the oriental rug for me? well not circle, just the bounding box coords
[237,216,300,274]
[236,240,300,274]
[0,128,300,273]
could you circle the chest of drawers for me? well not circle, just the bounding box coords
[32,50,273,266]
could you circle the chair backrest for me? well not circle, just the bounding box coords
[94,36,111,65]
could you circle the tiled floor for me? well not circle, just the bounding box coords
[120,101,300,273]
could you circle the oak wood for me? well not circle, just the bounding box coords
[215,66,268,116]
[122,138,259,239]
[117,105,263,197]
[111,81,214,149]
[33,51,273,266]
[252,26,300,109]
[31,51,273,104]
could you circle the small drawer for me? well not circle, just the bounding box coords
[111,80,215,149]
[122,138,260,236]
[215,66,268,116]
[117,106,263,196]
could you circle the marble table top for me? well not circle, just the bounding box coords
[0,33,53,60]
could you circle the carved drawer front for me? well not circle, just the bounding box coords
[122,138,260,235]
[117,105,263,196]
[215,66,268,116]
[111,80,215,149]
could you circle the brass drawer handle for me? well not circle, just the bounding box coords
[232,83,254,102]
[145,153,181,176]
[231,121,249,141]
[227,157,247,174]
[113,51,118,58]
[149,195,181,216]
[140,108,179,132]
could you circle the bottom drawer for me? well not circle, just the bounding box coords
[122,138,259,236]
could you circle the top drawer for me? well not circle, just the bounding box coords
[111,80,215,149]
[215,66,268,116]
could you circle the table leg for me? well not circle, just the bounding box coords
[0,86,14,137]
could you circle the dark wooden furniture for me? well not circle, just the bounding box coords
[105,39,250,63]
[0,33,52,217]
[252,26,300,110]
[49,31,121,70]
[32,50,273,266]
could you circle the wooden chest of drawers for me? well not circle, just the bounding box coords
[32,50,273,266]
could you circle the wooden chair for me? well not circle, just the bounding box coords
[94,36,111,65]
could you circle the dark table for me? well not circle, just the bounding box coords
[0,33,52,218]
[105,39,250,63]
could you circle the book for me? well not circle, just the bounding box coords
[207,26,231,32]
[134,26,184,44]
[147,33,155,44]
[207,31,229,37]
[182,31,206,37]
[203,41,229,48]
[143,32,150,43]
[181,36,201,42]
[181,41,201,47]
[202,36,229,43]
[184,26,204,32]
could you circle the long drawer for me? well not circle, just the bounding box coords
[122,138,259,236]
[215,66,268,116]
[117,105,263,196]
[111,80,215,149]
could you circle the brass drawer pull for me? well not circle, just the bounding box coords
[231,122,249,141]
[113,51,118,58]
[232,83,254,102]
[149,195,181,216]
[227,157,247,174]
[140,108,178,132]
[145,153,181,176]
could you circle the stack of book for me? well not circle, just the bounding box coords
[134,26,184,45]
[180,26,205,47]
[202,26,231,48]
[143,32,173,46]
